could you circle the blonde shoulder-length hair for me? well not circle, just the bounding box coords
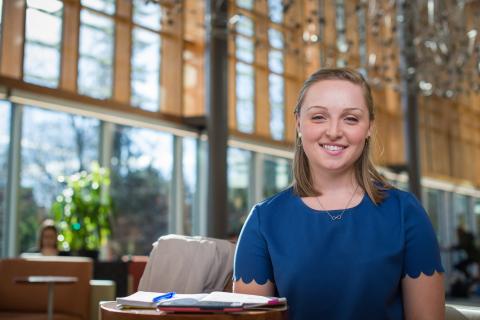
[292,67,390,204]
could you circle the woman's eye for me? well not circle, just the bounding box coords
[345,117,358,123]
[312,115,326,120]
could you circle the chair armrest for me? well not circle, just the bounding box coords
[90,280,116,320]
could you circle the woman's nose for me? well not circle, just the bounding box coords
[326,121,342,139]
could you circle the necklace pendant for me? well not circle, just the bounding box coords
[332,215,342,220]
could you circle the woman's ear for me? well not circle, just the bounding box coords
[296,116,301,134]
[367,120,374,138]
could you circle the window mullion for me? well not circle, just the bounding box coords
[5,103,23,257]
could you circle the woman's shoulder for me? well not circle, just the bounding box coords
[381,187,418,203]
[255,187,295,211]
[378,187,425,217]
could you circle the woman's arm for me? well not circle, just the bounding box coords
[402,272,445,320]
[233,279,275,296]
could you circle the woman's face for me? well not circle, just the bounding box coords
[297,79,371,176]
[42,228,58,249]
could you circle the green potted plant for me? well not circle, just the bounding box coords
[52,162,113,259]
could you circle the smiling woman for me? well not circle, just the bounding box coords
[233,68,445,320]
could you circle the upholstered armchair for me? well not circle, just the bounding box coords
[138,234,235,293]
[0,256,115,320]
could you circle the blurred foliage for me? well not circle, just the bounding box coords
[52,162,112,251]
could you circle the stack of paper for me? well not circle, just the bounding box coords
[116,291,287,312]
[200,291,286,307]
[116,291,207,309]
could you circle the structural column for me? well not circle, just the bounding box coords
[205,0,228,238]
[397,1,422,201]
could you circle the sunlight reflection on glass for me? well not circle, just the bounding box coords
[81,0,115,15]
[269,74,284,140]
[183,137,197,235]
[20,106,99,252]
[263,156,291,198]
[110,125,172,255]
[131,27,161,112]
[78,9,113,99]
[228,148,252,235]
[133,0,162,31]
[27,0,62,13]
[0,100,8,257]
[24,3,63,87]
[236,62,254,133]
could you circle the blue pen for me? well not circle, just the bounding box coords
[152,292,176,303]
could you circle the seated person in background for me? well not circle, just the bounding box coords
[452,226,480,279]
[22,219,70,257]
[38,219,60,256]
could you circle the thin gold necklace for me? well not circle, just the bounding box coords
[316,184,360,221]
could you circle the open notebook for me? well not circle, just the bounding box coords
[117,291,287,312]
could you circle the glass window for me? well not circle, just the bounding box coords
[131,27,161,112]
[78,9,114,99]
[0,101,10,257]
[19,106,99,253]
[228,148,251,236]
[81,0,115,15]
[263,155,291,198]
[356,3,367,72]
[453,194,469,232]
[236,62,255,133]
[132,0,162,31]
[268,28,284,50]
[236,0,253,10]
[475,199,480,239]
[269,73,284,140]
[335,0,348,66]
[424,188,443,242]
[236,15,254,37]
[392,180,408,191]
[235,36,254,63]
[268,50,284,74]
[182,137,197,236]
[235,14,255,134]
[267,26,284,141]
[267,0,283,23]
[0,0,4,43]
[23,0,63,88]
[110,126,173,255]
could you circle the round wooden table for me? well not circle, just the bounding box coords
[100,301,288,320]
[15,276,78,320]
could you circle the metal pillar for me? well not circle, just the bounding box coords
[205,0,228,238]
[397,1,422,202]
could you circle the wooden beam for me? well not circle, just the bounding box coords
[323,0,336,67]
[254,0,270,138]
[302,0,320,75]
[60,0,80,91]
[112,0,132,104]
[0,0,26,79]
[160,1,184,115]
[284,1,302,144]
[0,75,185,124]
[183,0,205,117]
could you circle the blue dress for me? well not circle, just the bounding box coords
[234,187,444,320]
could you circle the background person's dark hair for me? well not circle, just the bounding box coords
[292,67,390,204]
